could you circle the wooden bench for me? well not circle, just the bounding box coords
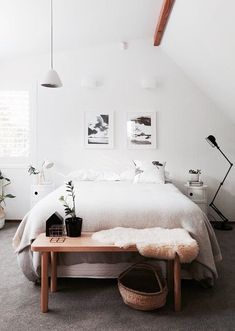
[31,232,181,313]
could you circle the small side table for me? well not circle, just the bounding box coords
[31,183,54,208]
[184,184,208,215]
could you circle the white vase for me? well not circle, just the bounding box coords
[189,173,199,182]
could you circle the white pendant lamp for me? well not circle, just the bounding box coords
[41,0,62,88]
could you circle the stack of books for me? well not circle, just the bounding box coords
[187,180,203,187]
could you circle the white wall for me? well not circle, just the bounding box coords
[1,39,235,220]
[162,0,235,122]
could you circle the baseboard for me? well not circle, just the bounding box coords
[210,220,235,224]
[208,214,235,224]
[6,219,21,223]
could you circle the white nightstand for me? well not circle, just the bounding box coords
[184,184,208,215]
[31,183,54,208]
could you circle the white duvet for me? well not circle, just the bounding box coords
[13,182,221,284]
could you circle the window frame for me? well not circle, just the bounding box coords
[0,85,37,168]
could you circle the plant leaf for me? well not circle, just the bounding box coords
[5,194,16,198]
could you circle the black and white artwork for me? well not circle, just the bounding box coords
[127,112,156,149]
[84,112,113,148]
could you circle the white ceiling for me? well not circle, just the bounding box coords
[2,0,235,123]
[162,0,235,122]
[0,0,161,60]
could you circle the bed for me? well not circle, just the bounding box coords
[13,181,221,285]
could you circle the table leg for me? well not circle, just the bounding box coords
[167,260,174,291]
[50,252,57,293]
[41,252,49,313]
[174,253,181,312]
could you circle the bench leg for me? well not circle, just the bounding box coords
[174,254,181,312]
[167,260,174,291]
[50,252,57,293]
[41,252,49,313]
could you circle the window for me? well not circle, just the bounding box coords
[0,91,30,158]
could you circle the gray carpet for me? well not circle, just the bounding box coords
[0,223,234,331]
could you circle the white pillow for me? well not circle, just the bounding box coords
[119,169,135,181]
[66,169,120,182]
[133,160,165,184]
[165,171,172,183]
[96,170,120,181]
[120,168,170,182]
[66,169,99,181]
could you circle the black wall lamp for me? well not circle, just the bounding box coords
[206,135,233,230]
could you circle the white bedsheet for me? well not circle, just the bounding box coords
[13,182,221,284]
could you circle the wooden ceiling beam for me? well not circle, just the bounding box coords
[154,0,175,46]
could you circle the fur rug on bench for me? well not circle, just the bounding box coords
[92,227,199,263]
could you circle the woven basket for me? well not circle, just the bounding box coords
[118,263,168,311]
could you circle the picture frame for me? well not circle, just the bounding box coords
[84,111,114,149]
[126,111,156,149]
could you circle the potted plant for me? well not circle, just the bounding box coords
[0,170,16,229]
[28,161,54,184]
[59,181,82,237]
[188,169,201,182]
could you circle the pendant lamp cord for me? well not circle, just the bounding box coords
[50,0,54,69]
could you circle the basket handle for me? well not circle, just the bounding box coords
[119,263,164,292]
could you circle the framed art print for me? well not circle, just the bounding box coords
[84,111,114,148]
[126,112,156,149]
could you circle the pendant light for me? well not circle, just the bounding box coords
[41,0,62,88]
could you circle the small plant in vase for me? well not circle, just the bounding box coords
[59,181,83,237]
[0,170,16,229]
[189,169,201,182]
[28,161,54,184]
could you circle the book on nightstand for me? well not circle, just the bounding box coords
[187,181,204,187]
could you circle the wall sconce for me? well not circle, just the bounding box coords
[120,41,128,50]
[141,78,157,89]
[81,77,99,88]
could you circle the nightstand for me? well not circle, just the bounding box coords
[31,183,54,208]
[184,184,208,214]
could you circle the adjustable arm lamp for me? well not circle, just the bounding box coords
[205,135,233,230]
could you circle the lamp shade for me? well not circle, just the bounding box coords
[206,135,218,148]
[41,69,62,88]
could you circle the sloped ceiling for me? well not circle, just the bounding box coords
[162,0,235,122]
[0,0,161,60]
[2,0,235,124]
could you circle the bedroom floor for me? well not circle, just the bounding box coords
[0,223,234,331]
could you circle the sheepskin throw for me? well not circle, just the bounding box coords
[92,227,199,263]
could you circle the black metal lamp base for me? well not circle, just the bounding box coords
[213,222,233,231]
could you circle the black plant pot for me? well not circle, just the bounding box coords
[65,217,83,237]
